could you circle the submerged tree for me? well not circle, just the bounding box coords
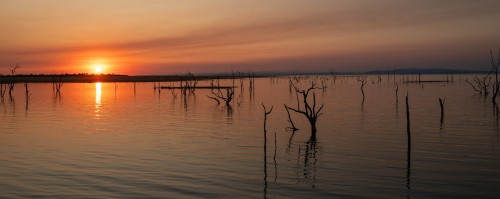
[9,63,19,76]
[207,87,234,106]
[182,72,200,94]
[465,75,491,96]
[7,64,20,96]
[0,81,6,100]
[285,81,324,139]
[490,49,500,104]
[53,77,63,93]
[284,104,299,131]
[357,76,367,103]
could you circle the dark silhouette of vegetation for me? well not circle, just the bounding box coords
[180,72,200,94]
[406,92,411,144]
[7,64,20,97]
[405,92,412,198]
[24,82,30,99]
[464,50,500,100]
[287,138,318,188]
[357,76,367,103]
[465,75,491,96]
[284,104,299,131]
[53,77,63,93]
[7,81,15,96]
[9,64,19,76]
[0,81,6,100]
[439,97,445,124]
[262,102,273,133]
[207,87,234,106]
[395,83,399,103]
[261,102,273,199]
[285,81,324,139]
[249,72,256,99]
[24,82,30,112]
[273,132,278,182]
[206,93,220,104]
[490,49,499,104]
[134,82,137,96]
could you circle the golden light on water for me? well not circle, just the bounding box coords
[95,82,101,118]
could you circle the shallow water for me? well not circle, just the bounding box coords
[0,75,499,198]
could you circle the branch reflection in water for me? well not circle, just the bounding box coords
[285,131,319,188]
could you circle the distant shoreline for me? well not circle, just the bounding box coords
[0,74,257,83]
[0,71,487,83]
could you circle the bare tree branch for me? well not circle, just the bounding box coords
[285,80,324,138]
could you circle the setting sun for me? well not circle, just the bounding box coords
[93,64,104,73]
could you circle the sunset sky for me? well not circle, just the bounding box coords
[1,0,499,75]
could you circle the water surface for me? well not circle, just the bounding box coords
[0,75,499,198]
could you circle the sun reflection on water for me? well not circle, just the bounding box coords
[95,82,101,118]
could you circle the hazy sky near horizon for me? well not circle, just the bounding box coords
[0,0,499,74]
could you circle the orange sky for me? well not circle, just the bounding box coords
[1,0,499,75]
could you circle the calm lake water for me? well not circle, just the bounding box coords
[0,75,499,198]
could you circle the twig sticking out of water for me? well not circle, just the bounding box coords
[262,102,273,133]
[395,83,399,104]
[406,92,411,150]
[439,97,445,124]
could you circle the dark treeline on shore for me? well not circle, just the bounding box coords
[0,67,487,83]
[0,73,256,83]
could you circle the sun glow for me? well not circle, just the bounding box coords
[94,64,104,73]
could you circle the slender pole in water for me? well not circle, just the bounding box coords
[439,98,445,124]
[274,132,278,182]
[262,102,273,199]
[406,92,411,196]
[395,83,399,104]
[406,92,411,142]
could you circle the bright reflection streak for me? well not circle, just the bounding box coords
[95,82,101,118]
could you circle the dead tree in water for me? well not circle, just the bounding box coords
[206,94,220,105]
[54,77,63,93]
[182,72,199,94]
[9,64,19,76]
[284,104,298,131]
[238,72,244,92]
[405,92,412,196]
[490,49,500,104]
[7,64,20,96]
[465,75,491,96]
[395,83,399,103]
[439,97,445,124]
[406,92,411,151]
[24,82,30,111]
[285,81,324,139]
[207,87,234,106]
[0,82,6,100]
[357,76,367,103]
[262,103,273,133]
[7,81,15,96]
[262,102,274,176]
[261,102,273,198]
[24,82,30,100]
